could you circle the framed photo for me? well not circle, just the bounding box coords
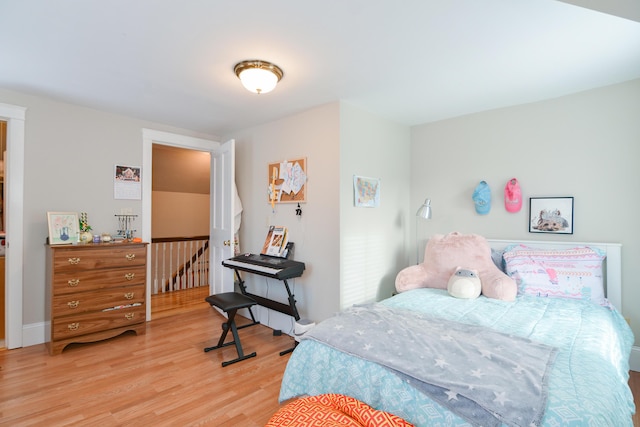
[529,197,574,234]
[47,212,79,245]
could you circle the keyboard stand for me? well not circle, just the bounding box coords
[230,268,301,356]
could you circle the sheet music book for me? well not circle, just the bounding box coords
[261,226,289,257]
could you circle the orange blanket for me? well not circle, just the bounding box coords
[266,394,414,427]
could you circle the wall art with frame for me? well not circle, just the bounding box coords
[353,175,381,208]
[267,158,307,204]
[47,211,79,245]
[528,197,574,234]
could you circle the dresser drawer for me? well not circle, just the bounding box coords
[51,265,146,294]
[52,284,145,316]
[52,245,146,272]
[52,306,145,340]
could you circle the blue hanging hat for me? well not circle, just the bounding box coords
[472,181,491,215]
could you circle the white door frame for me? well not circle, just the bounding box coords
[210,139,236,296]
[141,129,226,320]
[0,102,26,349]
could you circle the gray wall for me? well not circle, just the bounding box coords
[1,78,638,348]
[0,87,215,328]
[339,103,411,306]
[228,102,410,333]
[229,103,341,332]
[410,79,640,343]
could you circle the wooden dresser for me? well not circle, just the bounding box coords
[45,242,147,355]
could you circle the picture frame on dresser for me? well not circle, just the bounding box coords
[47,211,80,245]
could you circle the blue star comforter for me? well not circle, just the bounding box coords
[279,289,635,427]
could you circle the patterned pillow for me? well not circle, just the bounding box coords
[503,244,606,305]
[266,393,414,427]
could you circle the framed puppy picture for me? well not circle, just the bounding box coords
[529,197,574,234]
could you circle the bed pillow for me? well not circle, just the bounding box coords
[503,244,606,305]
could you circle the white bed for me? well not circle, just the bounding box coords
[279,237,634,427]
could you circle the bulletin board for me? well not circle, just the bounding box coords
[267,157,307,204]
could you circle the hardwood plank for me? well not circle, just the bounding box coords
[151,286,210,320]
[0,304,293,426]
[1,300,638,426]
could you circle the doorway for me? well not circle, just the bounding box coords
[1,102,26,350]
[141,128,236,323]
[0,120,5,344]
[150,144,211,319]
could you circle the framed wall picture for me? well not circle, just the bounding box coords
[529,197,574,234]
[353,175,381,208]
[267,158,307,204]
[47,211,80,245]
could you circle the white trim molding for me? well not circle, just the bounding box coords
[0,102,26,349]
[22,322,47,347]
[630,346,640,372]
[141,128,221,322]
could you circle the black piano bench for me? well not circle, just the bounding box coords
[204,292,258,367]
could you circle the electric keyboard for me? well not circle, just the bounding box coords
[222,253,305,280]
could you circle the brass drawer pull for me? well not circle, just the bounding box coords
[125,273,135,280]
[125,253,136,261]
[68,279,80,287]
[68,322,80,331]
[67,300,80,308]
[68,257,81,265]
[124,292,135,300]
[125,313,135,320]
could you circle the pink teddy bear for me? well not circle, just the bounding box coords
[395,232,517,301]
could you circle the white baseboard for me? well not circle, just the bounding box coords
[22,321,47,348]
[630,346,640,372]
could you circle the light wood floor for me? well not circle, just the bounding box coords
[1,292,639,426]
[151,285,211,320]
[0,299,294,426]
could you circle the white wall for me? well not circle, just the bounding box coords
[228,103,341,334]
[410,79,640,344]
[229,102,411,333]
[228,101,412,335]
[3,78,638,348]
[0,87,215,330]
[0,86,409,344]
[339,103,411,306]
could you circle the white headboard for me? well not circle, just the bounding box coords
[487,239,622,312]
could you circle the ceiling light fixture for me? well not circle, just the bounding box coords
[234,60,283,94]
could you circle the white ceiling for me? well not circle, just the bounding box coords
[1,0,639,136]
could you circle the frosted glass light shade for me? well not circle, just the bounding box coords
[234,60,283,94]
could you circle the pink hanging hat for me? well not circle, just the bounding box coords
[504,178,522,213]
